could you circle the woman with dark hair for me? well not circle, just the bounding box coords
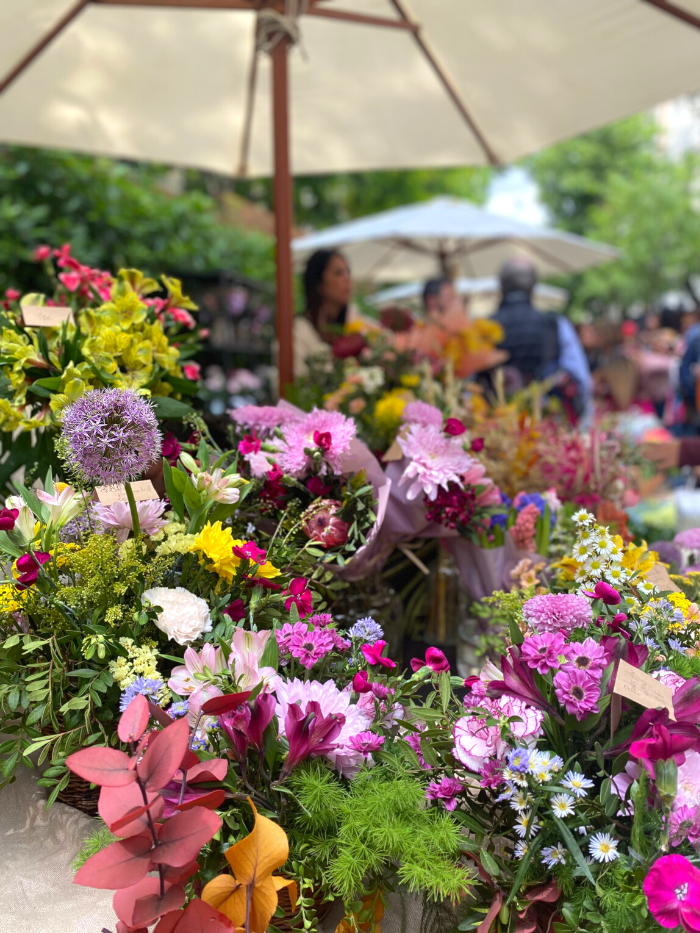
[293,249,353,376]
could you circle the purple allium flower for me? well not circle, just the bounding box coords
[348,731,385,757]
[507,747,532,773]
[522,593,593,635]
[553,669,600,720]
[62,388,161,485]
[521,631,567,675]
[348,617,384,643]
[119,676,164,712]
[564,638,607,675]
[425,776,464,811]
[168,700,190,719]
[288,627,335,669]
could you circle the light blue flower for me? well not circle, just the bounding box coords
[348,617,384,644]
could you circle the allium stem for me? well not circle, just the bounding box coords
[124,482,141,541]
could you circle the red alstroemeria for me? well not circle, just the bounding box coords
[630,723,700,774]
[16,551,51,589]
[284,578,313,618]
[361,640,396,669]
[410,647,450,673]
[218,693,276,761]
[281,701,344,776]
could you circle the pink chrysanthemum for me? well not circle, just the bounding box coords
[398,423,476,501]
[288,627,335,669]
[675,528,700,550]
[276,621,309,654]
[93,499,168,543]
[276,409,356,477]
[425,776,464,811]
[401,401,443,427]
[553,668,600,720]
[348,731,385,757]
[522,593,593,634]
[308,612,333,628]
[229,404,301,436]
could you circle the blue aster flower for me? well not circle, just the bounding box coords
[119,676,164,712]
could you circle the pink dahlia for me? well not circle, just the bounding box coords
[276,409,356,477]
[301,498,350,547]
[230,404,301,437]
[401,401,443,427]
[643,854,700,931]
[288,627,335,669]
[521,632,566,675]
[398,423,476,501]
[522,593,593,635]
[553,668,600,720]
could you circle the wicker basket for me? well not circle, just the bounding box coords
[274,884,334,933]
[56,771,100,816]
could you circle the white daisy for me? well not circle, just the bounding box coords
[551,793,576,818]
[541,843,567,868]
[573,510,594,526]
[549,755,564,773]
[637,581,658,597]
[584,557,605,578]
[578,527,594,543]
[509,790,533,813]
[577,825,588,836]
[595,536,615,557]
[606,564,628,584]
[502,767,528,787]
[514,841,529,859]
[572,542,592,561]
[561,771,595,798]
[532,769,553,784]
[588,832,619,863]
[514,811,541,838]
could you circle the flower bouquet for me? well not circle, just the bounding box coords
[0,244,203,493]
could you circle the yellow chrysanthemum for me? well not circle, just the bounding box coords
[374,388,410,431]
[399,374,421,388]
[191,521,239,581]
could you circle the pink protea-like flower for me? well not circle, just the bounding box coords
[398,423,476,501]
[522,593,593,634]
[229,404,301,437]
[563,638,607,676]
[277,409,356,476]
[288,627,335,669]
[425,776,464,811]
[93,499,168,543]
[521,632,566,675]
[301,498,350,548]
[401,401,443,427]
[643,854,700,931]
[348,731,385,757]
[553,668,600,720]
[509,502,539,552]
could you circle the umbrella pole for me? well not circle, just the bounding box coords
[271,36,295,397]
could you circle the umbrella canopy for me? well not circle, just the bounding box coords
[292,196,619,281]
[368,276,569,315]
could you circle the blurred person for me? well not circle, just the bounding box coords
[292,249,353,377]
[422,277,459,320]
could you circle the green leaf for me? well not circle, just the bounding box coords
[506,835,541,905]
[3,634,20,648]
[260,632,279,671]
[508,616,524,646]
[480,847,500,877]
[151,396,196,419]
[162,459,185,521]
[554,818,596,884]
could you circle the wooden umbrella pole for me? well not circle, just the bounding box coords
[271,35,295,396]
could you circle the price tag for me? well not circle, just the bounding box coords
[382,426,409,463]
[645,562,680,593]
[21,305,73,327]
[610,659,675,735]
[95,480,158,505]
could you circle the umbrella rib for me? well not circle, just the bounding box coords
[0,0,92,96]
[387,0,501,167]
[640,0,700,31]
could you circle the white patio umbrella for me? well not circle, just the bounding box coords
[368,277,569,316]
[292,196,619,281]
[1,0,700,388]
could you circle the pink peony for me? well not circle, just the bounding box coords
[643,854,700,931]
[553,668,600,720]
[401,401,443,427]
[276,409,356,476]
[522,593,593,634]
[301,498,350,547]
[398,423,476,501]
[521,631,566,675]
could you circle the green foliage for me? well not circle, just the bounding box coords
[71,821,115,872]
[287,760,473,908]
[0,146,274,293]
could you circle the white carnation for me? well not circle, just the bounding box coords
[143,586,212,645]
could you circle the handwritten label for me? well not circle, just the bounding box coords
[645,562,680,593]
[382,426,409,463]
[610,659,675,736]
[95,480,158,505]
[21,305,73,327]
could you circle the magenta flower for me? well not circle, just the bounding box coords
[444,418,466,436]
[583,581,621,605]
[670,805,700,848]
[161,431,181,465]
[398,423,477,501]
[361,640,396,669]
[277,409,356,476]
[487,650,558,719]
[232,540,268,564]
[307,476,332,496]
[0,507,18,531]
[219,693,276,759]
[352,671,371,693]
[288,627,335,669]
[284,578,313,618]
[644,854,700,931]
[405,729,431,770]
[522,593,593,634]
[16,551,51,588]
[348,731,385,757]
[553,668,600,720]
[521,632,566,675]
[425,777,464,811]
[564,638,607,675]
[410,646,450,673]
[223,598,246,623]
[239,432,261,456]
[630,724,700,773]
[308,612,333,628]
[281,700,345,776]
[276,621,309,654]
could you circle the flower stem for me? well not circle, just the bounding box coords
[124,482,141,540]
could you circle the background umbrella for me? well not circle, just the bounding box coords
[291,196,619,282]
[2,0,700,390]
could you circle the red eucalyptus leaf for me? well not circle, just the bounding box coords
[151,809,222,868]
[110,799,162,834]
[185,760,228,784]
[73,834,153,889]
[118,694,150,744]
[113,878,186,928]
[67,747,135,788]
[116,922,148,933]
[148,701,175,727]
[128,733,153,770]
[180,749,200,772]
[162,861,200,885]
[99,784,164,838]
[200,691,251,716]
[138,717,190,792]
[154,899,234,933]
[175,790,226,812]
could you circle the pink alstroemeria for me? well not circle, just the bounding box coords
[219,692,276,760]
[361,640,397,669]
[229,628,275,690]
[281,701,345,777]
[644,854,700,931]
[36,485,83,527]
[410,647,450,673]
[168,644,226,696]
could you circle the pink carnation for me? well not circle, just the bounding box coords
[522,593,593,634]
[654,669,688,695]
[454,694,543,771]
[277,409,356,476]
[401,401,443,427]
[398,423,476,501]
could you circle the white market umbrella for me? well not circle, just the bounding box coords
[368,276,569,316]
[292,196,619,281]
[1,0,700,388]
